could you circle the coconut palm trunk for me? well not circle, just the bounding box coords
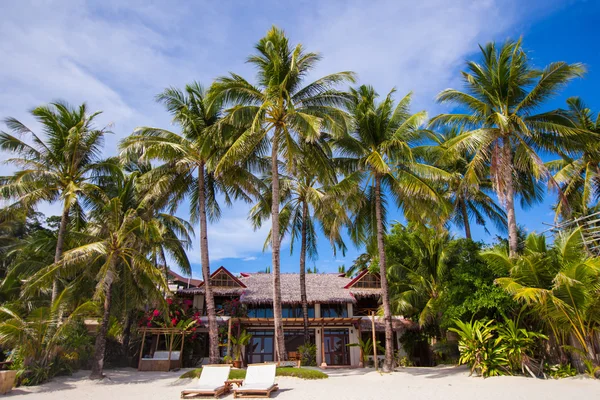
[198,163,219,364]
[459,201,472,240]
[271,132,286,361]
[90,268,114,379]
[51,202,70,303]
[300,200,310,343]
[502,138,519,258]
[374,174,394,371]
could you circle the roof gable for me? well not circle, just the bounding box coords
[344,269,381,289]
[201,266,247,288]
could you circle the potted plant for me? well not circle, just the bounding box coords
[230,330,252,368]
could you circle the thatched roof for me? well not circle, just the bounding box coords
[177,269,383,304]
[239,273,357,305]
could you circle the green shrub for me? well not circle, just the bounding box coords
[544,363,577,379]
[180,367,327,380]
[297,343,317,366]
[449,319,547,378]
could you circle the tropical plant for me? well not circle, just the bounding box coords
[337,85,448,371]
[347,337,385,366]
[120,83,254,363]
[484,229,600,371]
[548,97,600,218]
[230,329,252,362]
[0,102,118,302]
[431,39,585,258]
[0,288,96,385]
[387,224,450,331]
[297,342,317,366]
[211,26,355,360]
[449,319,509,377]
[496,317,547,373]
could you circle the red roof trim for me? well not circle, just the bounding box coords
[344,269,380,289]
[199,266,247,288]
[239,272,251,278]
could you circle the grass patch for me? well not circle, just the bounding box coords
[179,367,327,380]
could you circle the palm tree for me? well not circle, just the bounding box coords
[548,97,600,218]
[120,83,256,364]
[423,129,507,239]
[337,85,448,371]
[430,39,585,258]
[484,229,600,370]
[25,180,171,379]
[210,26,355,361]
[250,144,347,342]
[387,224,450,331]
[0,102,116,302]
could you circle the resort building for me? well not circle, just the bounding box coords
[177,267,413,367]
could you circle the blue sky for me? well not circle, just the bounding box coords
[1,0,599,278]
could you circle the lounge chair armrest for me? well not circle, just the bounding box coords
[226,379,244,387]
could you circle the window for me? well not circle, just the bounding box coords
[282,305,315,318]
[211,271,239,287]
[247,306,274,318]
[247,305,315,318]
[352,273,381,289]
[320,303,348,318]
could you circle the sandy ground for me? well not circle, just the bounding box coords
[5,365,600,400]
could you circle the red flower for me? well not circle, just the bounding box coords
[183,299,193,306]
[147,321,152,327]
[175,310,180,315]
[171,318,178,326]
[191,327,197,332]
[153,309,160,317]
[166,298,173,305]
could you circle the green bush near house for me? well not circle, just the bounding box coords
[180,367,328,380]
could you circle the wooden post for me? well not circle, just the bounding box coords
[358,322,364,367]
[371,312,378,370]
[320,321,326,368]
[226,318,232,358]
[138,329,147,370]
[168,330,174,368]
[180,331,185,360]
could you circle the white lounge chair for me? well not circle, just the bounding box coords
[233,363,278,398]
[181,365,232,399]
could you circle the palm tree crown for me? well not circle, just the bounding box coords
[431,39,585,257]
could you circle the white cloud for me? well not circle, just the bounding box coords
[243,256,258,262]
[0,0,561,264]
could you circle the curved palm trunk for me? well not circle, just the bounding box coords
[90,267,115,379]
[300,200,309,343]
[460,201,472,240]
[374,174,394,372]
[51,202,70,303]
[502,138,518,258]
[199,163,219,364]
[271,132,286,361]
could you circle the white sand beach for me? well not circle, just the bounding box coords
[5,366,600,400]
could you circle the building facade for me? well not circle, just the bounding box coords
[178,267,412,367]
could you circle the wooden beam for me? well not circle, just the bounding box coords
[138,329,147,370]
[371,312,377,370]
[320,322,326,367]
[226,317,233,358]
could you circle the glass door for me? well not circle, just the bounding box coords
[323,329,350,365]
[246,331,274,363]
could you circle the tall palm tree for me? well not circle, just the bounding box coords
[210,26,355,361]
[548,97,600,218]
[120,83,256,364]
[0,102,116,302]
[430,39,585,258]
[250,144,347,342]
[423,129,507,239]
[337,85,448,371]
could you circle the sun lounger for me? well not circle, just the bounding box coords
[233,363,278,398]
[181,365,232,399]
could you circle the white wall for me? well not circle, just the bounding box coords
[193,294,204,313]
